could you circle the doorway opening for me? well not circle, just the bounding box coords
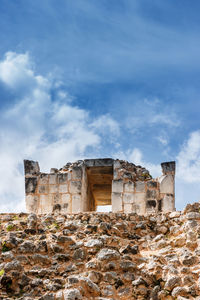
[86,165,113,212]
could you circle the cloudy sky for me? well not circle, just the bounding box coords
[0,0,200,212]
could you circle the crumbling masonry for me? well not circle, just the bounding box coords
[24,158,175,214]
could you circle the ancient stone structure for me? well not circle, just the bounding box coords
[24,158,175,215]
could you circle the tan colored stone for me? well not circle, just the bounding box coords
[72,194,82,213]
[59,184,68,193]
[112,192,122,212]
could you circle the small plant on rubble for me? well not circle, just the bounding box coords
[1,241,9,252]
[6,224,14,231]
[52,222,60,229]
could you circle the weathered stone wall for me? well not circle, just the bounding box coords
[24,159,175,215]
[24,160,83,215]
[1,202,200,299]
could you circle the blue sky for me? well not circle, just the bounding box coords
[0,0,200,211]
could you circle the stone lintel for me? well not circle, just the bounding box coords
[84,158,114,167]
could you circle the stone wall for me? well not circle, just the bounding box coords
[1,202,200,299]
[24,159,175,215]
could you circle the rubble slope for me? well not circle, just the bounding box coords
[1,203,200,299]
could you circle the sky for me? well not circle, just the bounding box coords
[0,0,200,212]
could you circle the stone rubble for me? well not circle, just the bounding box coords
[1,202,200,299]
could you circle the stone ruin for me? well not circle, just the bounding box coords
[24,158,175,215]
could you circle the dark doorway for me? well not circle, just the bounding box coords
[86,166,113,211]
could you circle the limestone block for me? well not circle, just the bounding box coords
[40,195,52,213]
[124,203,132,213]
[69,181,82,194]
[49,193,60,205]
[132,204,140,214]
[135,193,145,203]
[135,181,145,193]
[49,185,58,193]
[61,193,71,203]
[123,193,135,204]
[59,184,68,193]
[26,195,38,213]
[135,193,146,214]
[38,185,48,194]
[159,175,174,194]
[25,177,38,193]
[112,192,122,212]
[39,174,49,184]
[72,167,82,180]
[24,160,40,175]
[162,194,175,212]
[112,180,123,193]
[161,161,175,175]
[72,194,82,213]
[146,189,157,199]
[58,173,68,184]
[61,194,71,213]
[40,194,49,203]
[124,181,134,193]
[49,174,57,184]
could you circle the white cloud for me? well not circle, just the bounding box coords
[90,114,120,137]
[0,52,119,212]
[176,130,200,183]
[125,98,181,134]
[150,113,180,127]
[156,134,169,146]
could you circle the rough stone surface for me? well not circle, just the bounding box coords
[2,200,200,299]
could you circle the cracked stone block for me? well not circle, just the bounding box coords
[39,174,49,184]
[40,195,52,213]
[72,194,81,213]
[26,195,38,213]
[159,175,174,194]
[124,203,132,213]
[162,194,174,212]
[58,173,68,184]
[61,193,71,203]
[24,160,40,175]
[146,189,157,199]
[112,192,122,212]
[38,185,48,194]
[69,181,82,194]
[123,193,135,204]
[161,161,176,175]
[59,184,68,193]
[49,174,57,184]
[112,180,123,193]
[25,177,38,193]
[135,182,145,192]
[72,167,82,180]
[49,185,58,193]
[124,181,134,193]
[50,193,60,205]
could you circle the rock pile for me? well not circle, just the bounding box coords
[1,203,200,299]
